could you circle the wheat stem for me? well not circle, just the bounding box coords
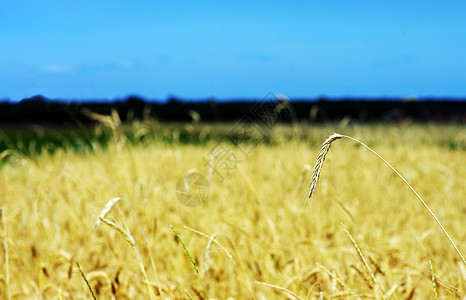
[305,133,466,266]
[183,225,236,269]
[341,223,383,297]
[316,262,357,298]
[341,134,466,266]
[1,208,11,300]
[255,281,302,300]
[93,197,162,296]
[171,225,209,299]
[76,261,97,300]
[429,258,438,300]
[98,216,154,299]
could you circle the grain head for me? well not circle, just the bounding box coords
[300,133,343,207]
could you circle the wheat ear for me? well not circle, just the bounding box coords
[93,197,161,295]
[94,198,156,299]
[300,133,343,207]
[304,133,466,266]
[92,197,121,230]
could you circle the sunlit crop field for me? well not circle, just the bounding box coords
[1,123,466,299]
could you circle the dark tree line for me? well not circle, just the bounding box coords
[0,95,465,127]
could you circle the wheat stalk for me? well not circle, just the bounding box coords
[368,256,385,276]
[182,225,236,273]
[429,258,438,300]
[316,262,357,298]
[93,198,156,299]
[342,223,383,297]
[303,133,466,266]
[81,108,124,146]
[93,197,161,293]
[76,261,97,300]
[97,216,155,298]
[0,150,11,162]
[255,281,302,300]
[350,265,373,290]
[171,225,209,299]
[98,216,136,246]
[1,208,10,300]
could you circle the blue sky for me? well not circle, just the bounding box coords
[1,1,466,101]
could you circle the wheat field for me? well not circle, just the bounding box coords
[1,123,465,299]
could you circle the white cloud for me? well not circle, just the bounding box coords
[41,64,73,74]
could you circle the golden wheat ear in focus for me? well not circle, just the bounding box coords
[302,132,466,266]
[299,133,343,208]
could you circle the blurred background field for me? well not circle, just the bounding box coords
[3,2,466,298]
[1,120,465,299]
[1,120,465,160]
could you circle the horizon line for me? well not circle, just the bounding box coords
[2,94,466,103]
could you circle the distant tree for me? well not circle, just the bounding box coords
[167,96,182,105]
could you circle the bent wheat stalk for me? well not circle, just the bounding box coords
[304,133,466,266]
[93,198,157,299]
[255,281,302,300]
